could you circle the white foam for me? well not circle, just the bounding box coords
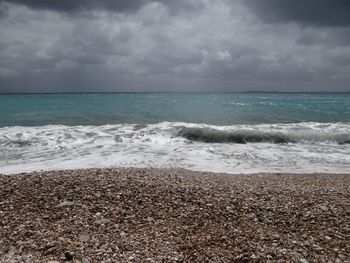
[0,122,349,174]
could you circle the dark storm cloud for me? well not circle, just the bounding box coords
[0,0,349,93]
[242,0,350,27]
[0,0,201,14]
[0,2,9,18]
[1,0,147,13]
[297,27,350,47]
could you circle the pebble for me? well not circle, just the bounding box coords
[56,201,75,207]
[271,234,280,240]
[1,168,349,262]
[65,251,74,261]
[79,232,90,242]
[319,205,329,212]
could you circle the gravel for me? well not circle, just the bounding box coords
[0,168,349,262]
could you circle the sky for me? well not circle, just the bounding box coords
[0,0,350,93]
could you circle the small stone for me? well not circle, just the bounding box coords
[56,201,75,208]
[271,234,280,240]
[299,259,309,263]
[7,246,16,255]
[338,254,345,259]
[319,205,328,212]
[79,232,90,242]
[65,251,74,261]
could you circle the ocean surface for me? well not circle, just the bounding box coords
[0,93,349,174]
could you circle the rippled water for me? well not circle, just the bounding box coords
[1,93,349,126]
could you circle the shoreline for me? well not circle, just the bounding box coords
[2,166,350,176]
[2,121,350,176]
[1,168,349,262]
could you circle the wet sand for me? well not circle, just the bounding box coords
[1,168,349,262]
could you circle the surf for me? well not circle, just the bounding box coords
[0,122,349,175]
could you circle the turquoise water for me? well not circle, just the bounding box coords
[0,93,349,127]
[1,93,349,174]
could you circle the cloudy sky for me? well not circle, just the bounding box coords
[0,0,350,93]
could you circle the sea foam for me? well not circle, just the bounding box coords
[0,122,349,174]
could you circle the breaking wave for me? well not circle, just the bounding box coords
[0,121,349,174]
[178,128,292,144]
[176,127,350,144]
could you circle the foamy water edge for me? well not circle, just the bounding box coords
[1,122,349,175]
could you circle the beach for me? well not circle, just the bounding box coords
[1,0,350,261]
[1,168,349,262]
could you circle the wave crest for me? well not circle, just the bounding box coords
[176,126,350,144]
[177,127,292,144]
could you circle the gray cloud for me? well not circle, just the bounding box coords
[297,27,350,47]
[0,0,349,93]
[1,0,202,15]
[1,0,147,13]
[242,0,350,27]
[0,2,9,18]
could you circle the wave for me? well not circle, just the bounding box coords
[177,127,292,144]
[176,126,350,144]
[0,122,349,174]
[1,122,350,148]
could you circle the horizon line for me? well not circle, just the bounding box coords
[1,91,350,95]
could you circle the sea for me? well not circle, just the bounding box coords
[0,93,349,174]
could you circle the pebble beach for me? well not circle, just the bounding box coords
[1,168,349,262]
